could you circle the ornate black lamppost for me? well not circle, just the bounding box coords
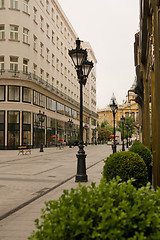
[95,127,97,145]
[69,39,93,182]
[37,110,46,152]
[84,124,88,146]
[109,93,118,153]
[120,115,125,151]
[68,119,73,148]
[126,123,129,148]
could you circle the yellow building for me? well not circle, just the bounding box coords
[97,89,139,139]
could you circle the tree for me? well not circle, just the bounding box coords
[117,116,135,140]
[97,120,112,143]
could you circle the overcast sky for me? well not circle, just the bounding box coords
[58,0,139,109]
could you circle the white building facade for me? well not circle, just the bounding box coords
[0,0,97,149]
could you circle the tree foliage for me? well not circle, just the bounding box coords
[97,120,112,143]
[117,116,135,140]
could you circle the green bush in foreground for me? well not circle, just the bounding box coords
[103,151,148,188]
[29,178,160,240]
[129,141,152,166]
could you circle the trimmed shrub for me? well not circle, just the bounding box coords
[103,151,148,188]
[29,178,160,240]
[129,141,152,166]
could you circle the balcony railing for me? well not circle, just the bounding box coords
[0,69,98,118]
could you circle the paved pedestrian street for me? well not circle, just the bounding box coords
[0,144,115,239]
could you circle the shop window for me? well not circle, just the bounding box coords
[8,85,20,101]
[0,111,5,149]
[7,111,20,149]
[22,111,31,146]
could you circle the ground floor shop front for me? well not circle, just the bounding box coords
[0,110,93,150]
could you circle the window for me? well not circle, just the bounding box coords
[40,42,44,56]
[22,111,31,146]
[33,7,37,22]
[23,59,28,73]
[0,0,4,8]
[40,16,44,30]
[10,56,18,71]
[8,86,20,101]
[33,90,39,105]
[22,87,31,103]
[52,54,55,66]
[61,63,63,74]
[40,68,44,79]
[23,0,29,13]
[56,58,59,71]
[23,28,29,43]
[46,73,49,83]
[33,63,37,77]
[10,25,18,41]
[46,23,49,37]
[47,97,56,111]
[40,0,44,5]
[7,111,20,149]
[0,86,5,101]
[10,0,18,9]
[33,35,37,51]
[46,48,49,62]
[56,37,59,49]
[56,15,59,28]
[52,31,54,43]
[0,56,4,70]
[57,102,64,114]
[0,25,5,40]
[46,0,49,13]
[39,93,45,107]
[51,8,54,21]
[61,42,63,53]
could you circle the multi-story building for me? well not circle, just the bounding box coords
[97,86,139,140]
[0,0,97,149]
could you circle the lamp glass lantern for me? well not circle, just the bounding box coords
[68,39,87,69]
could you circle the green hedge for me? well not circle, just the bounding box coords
[103,151,148,188]
[129,141,152,166]
[29,178,160,240]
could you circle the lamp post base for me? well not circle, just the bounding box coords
[113,144,117,153]
[122,143,125,151]
[75,145,88,182]
[40,143,43,152]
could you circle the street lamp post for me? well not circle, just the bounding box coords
[109,93,118,153]
[120,115,125,151]
[95,127,97,145]
[84,124,88,146]
[68,119,73,148]
[69,39,93,182]
[37,110,46,152]
[126,123,129,148]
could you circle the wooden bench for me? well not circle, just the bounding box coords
[18,146,31,155]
